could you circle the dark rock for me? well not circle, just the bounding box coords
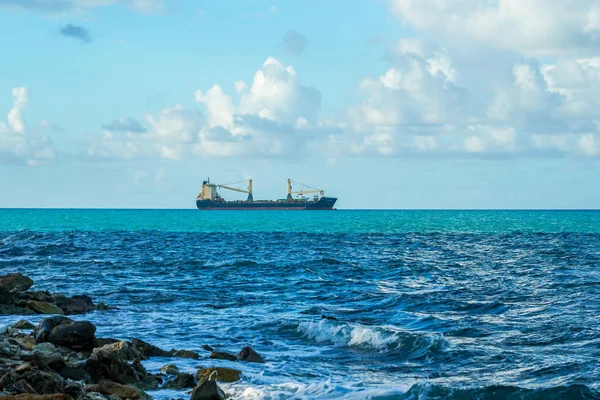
[51,296,92,315]
[237,346,264,363]
[85,381,150,400]
[27,302,64,315]
[196,367,241,384]
[0,305,36,316]
[0,274,34,302]
[16,368,64,395]
[321,315,338,321]
[170,349,199,360]
[160,364,179,375]
[93,338,120,349]
[94,303,110,311]
[130,339,170,358]
[164,373,195,390]
[21,292,53,303]
[1,396,73,400]
[13,379,38,394]
[190,381,225,400]
[92,341,143,362]
[35,317,96,351]
[85,351,139,387]
[12,320,36,330]
[32,343,64,366]
[63,382,82,399]
[58,366,90,382]
[201,345,213,352]
[209,351,236,362]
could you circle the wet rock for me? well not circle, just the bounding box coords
[16,368,64,395]
[196,367,241,384]
[1,395,73,400]
[209,351,236,362]
[164,373,195,390]
[321,315,338,321]
[12,321,36,330]
[0,305,36,316]
[130,339,170,358]
[51,296,93,315]
[0,274,34,301]
[201,345,213,352]
[94,303,110,311]
[85,351,139,387]
[15,337,36,351]
[32,343,64,366]
[190,381,225,400]
[27,302,64,316]
[35,317,96,351]
[21,292,53,304]
[85,381,150,400]
[236,346,264,363]
[92,341,144,362]
[63,382,83,399]
[93,338,120,349]
[170,349,199,360]
[58,366,91,382]
[160,364,179,375]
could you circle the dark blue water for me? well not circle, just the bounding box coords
[1,210,600,399]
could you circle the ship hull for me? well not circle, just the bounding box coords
[196,197,337,210]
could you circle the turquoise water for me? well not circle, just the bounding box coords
[1,209,599,233]
[1,209,600,399]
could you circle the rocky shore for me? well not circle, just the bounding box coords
[0,274,265,400]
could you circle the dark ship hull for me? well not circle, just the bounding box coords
[197,197,337,210]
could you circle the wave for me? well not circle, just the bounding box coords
[295,319,443,359]
[392,383,600,400]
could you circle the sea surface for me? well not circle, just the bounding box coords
[1,209,600,399]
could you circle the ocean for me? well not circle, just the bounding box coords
[1,209,599,399]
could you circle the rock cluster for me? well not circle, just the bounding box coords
[0,274,266,400]
[0,274,108,316]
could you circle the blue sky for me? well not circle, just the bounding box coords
[1,0,599,209]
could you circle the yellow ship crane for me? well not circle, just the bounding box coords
[218,179,253,201]
[287,178,325,200]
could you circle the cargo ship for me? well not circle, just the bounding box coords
[196,178,337,210]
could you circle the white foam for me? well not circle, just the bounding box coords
[296,319,403,350]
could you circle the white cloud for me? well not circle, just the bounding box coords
[0,87,55,165]
[88,57,326,160]
[388,0,600,56]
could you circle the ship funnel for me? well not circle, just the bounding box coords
[247,179,253,201]
[287,178,293,201]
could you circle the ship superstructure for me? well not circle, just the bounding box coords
[196,178,337,210]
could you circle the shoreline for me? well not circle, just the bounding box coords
[0,273,263,400]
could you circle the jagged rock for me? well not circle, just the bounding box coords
[94,303,110,311]
[85,350,139,387]
[321,315,338,321]
[170,349,199,360]
[0,305,36,316]
[190,381,225,400]
[12,321,36,330]
[130,339,170,358]
[93,339,120,349]
[27,302,64,315]
[202,345,213,352]
[237,346,264,363]
[1,395,73,400]
[92,342,143,362]
[85,381,150,400]
[0,274,34,302]
[58,366,91,382]
[35,317,96,351]
[15,337,36,351]
[160,364,179,375]
[209,351,236,362]
[21,292,53,303]
[164,373,195,390]
[32,343,64,366]
[51,296,93,315]
[16,368,65,395]
[196,367,241,384]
